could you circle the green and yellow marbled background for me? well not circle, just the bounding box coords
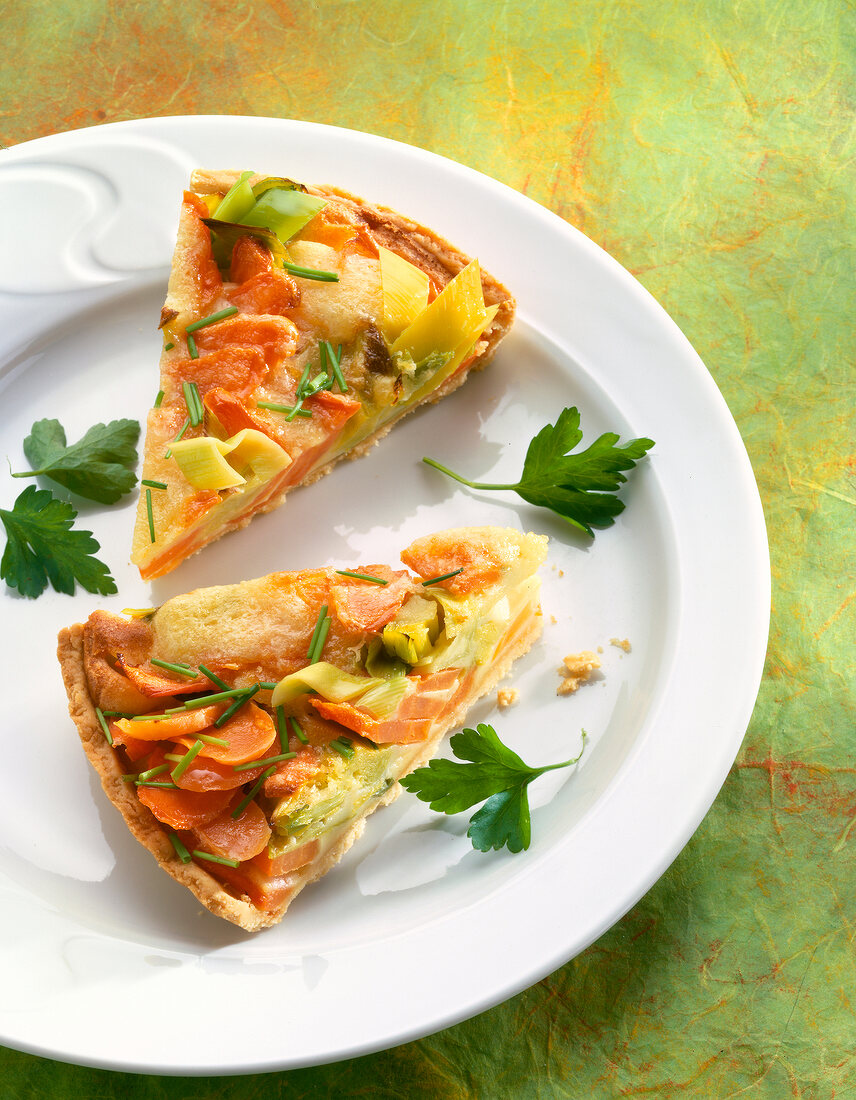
[3,1,854,1096]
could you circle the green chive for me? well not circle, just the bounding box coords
[171,739,204,781]
[275,705,288,744]
[185,306,238,333]
[324,341,348,393]
[182,380,204,426]
[142,479,168,490]
[335,570,389,585]
[289,715,309,745]
[256,400,312,418]
[259,681,279,691]
[183,687,248,708]
[329,737,355,760]
[100,710,133,718]
[233,752,296,772]
[129,710,182,722]
[192,850,240,868]
[215,683,260,727]
[150,657,198,678]
[170,833,192,863]
[283,262,339,282]
[95,707,113,746]
[145,488,155,543]
[154,390,164,408]
[187,333,199,359]
[165,417,190,459]
[421,568,464,587]
[231,766,276,819]
[135,780,179,789]
[137,763,171,781]
[164,342,175,351]
[306,605,331,663]
[163,753,185,763]
[197,733,231,747]
[198,664,229,690]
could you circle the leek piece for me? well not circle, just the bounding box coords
[169,437,246,491]
[270,662,375,708]
[379,246,429,343]
[213,171,256,224]
[352,675,409,720]
[241,189,327,245]
[225,428,291,482]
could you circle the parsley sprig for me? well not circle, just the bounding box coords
[423,406,654,536]
[400,723,586,853]
[0,486,117,598]
[12,418,140,504]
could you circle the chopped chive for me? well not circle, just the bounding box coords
[306,604,328,661]
[129,710,182,722]
[135,780,180,789]
[231,767,277,819]
[182,380,204,426]
[137,763,171,781]
[165,417,190,459]
[233,751,297,772]
[329,737,355,760]
[197,733,231,747]
[154,390,165,408]
[185,306,238,333]
[150,657,198,678]
[214,683,260,727]
[170,833,192,863]
[198,664,229,690]
[335,570,389,585]
[324,341,348,393]
[256,400,312,418]
[94,707,113,746]
[183,687,247,709]
[100,710,133,718]
[142,479,168,491]
[163,753,185,762]
[306,605,331,663]
[275,705,288,744]
[145,488,155,543]
[283,262,339,282]
[187,333,199,359]
[421,568,464,587]
[192,850,240,868]
[258,682,279,691]
[171,739,204,781]
[289,715,309,745]
[163,342,175,351]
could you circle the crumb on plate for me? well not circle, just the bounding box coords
[497,688,519,709]
[557,651,601,695]
[610,637,632,653]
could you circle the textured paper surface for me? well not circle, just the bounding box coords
[2,0,854,1095]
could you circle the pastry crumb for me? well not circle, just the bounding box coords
[497,688,519,709]
[610,637,632,653]
[557,651,601,695]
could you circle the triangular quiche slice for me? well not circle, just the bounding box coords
[58,527,547,930]
[132,170,515,579]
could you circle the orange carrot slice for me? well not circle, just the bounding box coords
[193,799,271,862]
[113,705,222,742]
[193,314,299,369]
[171,754,264,792]
[175,702,276,765]
[251,838,320,877]
[328,568,410,632]
[114,655,210,698]
[138,784,234,829]
[177,345,269,400]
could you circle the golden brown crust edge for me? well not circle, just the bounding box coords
[57,602,541,932]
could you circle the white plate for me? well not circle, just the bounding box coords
[0,117,769,1074]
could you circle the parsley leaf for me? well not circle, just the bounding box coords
[12,417,140,504]
[423,406,654,535]
[0,486,117,598]
[400,723,586,853]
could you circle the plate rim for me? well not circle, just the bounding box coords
[0,115,770,1074]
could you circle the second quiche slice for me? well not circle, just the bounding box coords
[58,527,547,930]
[132,170,515,579]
